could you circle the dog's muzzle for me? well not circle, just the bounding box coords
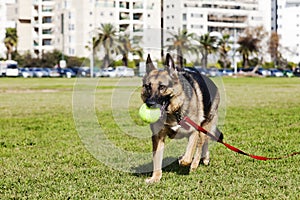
[145,97,170,120]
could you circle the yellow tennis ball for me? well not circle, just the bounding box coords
[139,103,161,123]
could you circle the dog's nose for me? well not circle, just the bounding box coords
[145,100,156,108]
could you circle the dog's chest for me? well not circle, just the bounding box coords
[165,123,192,139]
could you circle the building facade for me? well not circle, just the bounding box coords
[16,0,160,59]
[9,0,300,64]
[276,0,300,63]
[164,0,271,36]
[0,0,17,59]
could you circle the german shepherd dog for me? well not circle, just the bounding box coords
[141,54,223,183]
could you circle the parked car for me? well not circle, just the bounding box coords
[256,68,271,77]
[31,68,47,77]
[208,67,221,77]
[294,68,300,77]
[219,68,234,76]
[100,67,116,77]
[19,68,33,78]
[58,68,76,78]
[115,66,135,77]
[6,61,19,77]
[269,68,284,77]
[195,66,209,76]
[280,69,294,77]
[48,68,61,77]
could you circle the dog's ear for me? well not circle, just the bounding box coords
[165,53,177,76]
[146,54,156,74]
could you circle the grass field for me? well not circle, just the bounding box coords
[0,77,300,199]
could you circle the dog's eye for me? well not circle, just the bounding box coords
[144,84,151,91]
[158,85,167,91]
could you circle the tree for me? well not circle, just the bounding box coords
[195,33,218,69]
[268,31,281,66]
[4,28,18,60]
[237,26,267,68]
[217,34,232,69]
[94,23,119,68]
[118,34,143,67]
[165,29,195,66]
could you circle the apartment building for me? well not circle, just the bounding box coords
[16,0,159,59]
[164,0,271,36]
[6,0,300,63]
[276,0,300,63]
[0,0,17,58]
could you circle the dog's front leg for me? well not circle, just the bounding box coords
[179,131,199,166]
[146,133,165,184]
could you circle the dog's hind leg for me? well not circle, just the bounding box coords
[190,133,207,170]
[190,136,201,171]
[200,120,217,166]
[201,137,210,165]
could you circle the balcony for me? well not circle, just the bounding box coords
[119,24,129,32]
[119,1,130,9]
[133,24,143,32]
[133,2,143,10]
[119,12,130,20]
[208,14,247,24]
[133,13,143,21]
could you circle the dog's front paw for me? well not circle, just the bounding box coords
[178,156,192,166]
[201,158,210,166]
[145,170,162,184]
[145,177,160,184]
[190,162,200,171]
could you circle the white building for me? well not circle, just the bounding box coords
[0,0,17,59]
[16,0,160,59]
[276,0,300,63]
[14,0,300,64]
[163,0,271,64]
[164,0,271,36]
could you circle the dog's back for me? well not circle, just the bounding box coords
[181,67,218,121]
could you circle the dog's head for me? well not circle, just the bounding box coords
[141,54,182,111]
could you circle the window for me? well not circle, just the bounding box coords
[42,39,51,45]
[42,17,52,23]
[183,13,187,21]
[69,24,75,31]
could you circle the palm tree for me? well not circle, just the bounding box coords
[195,33,218,69]
[118,34,143,66]
[268,31,281,66]
[237,26,267,68]
[165,29,195,67]
[217,34,232,69]
[4,28,17,60]
[94,23,119,68]
[237,35,259,68]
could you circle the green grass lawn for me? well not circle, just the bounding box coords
[0,77,300,199]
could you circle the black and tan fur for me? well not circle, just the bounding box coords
[141,54,223,183]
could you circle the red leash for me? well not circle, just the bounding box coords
[179,116,300,161]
